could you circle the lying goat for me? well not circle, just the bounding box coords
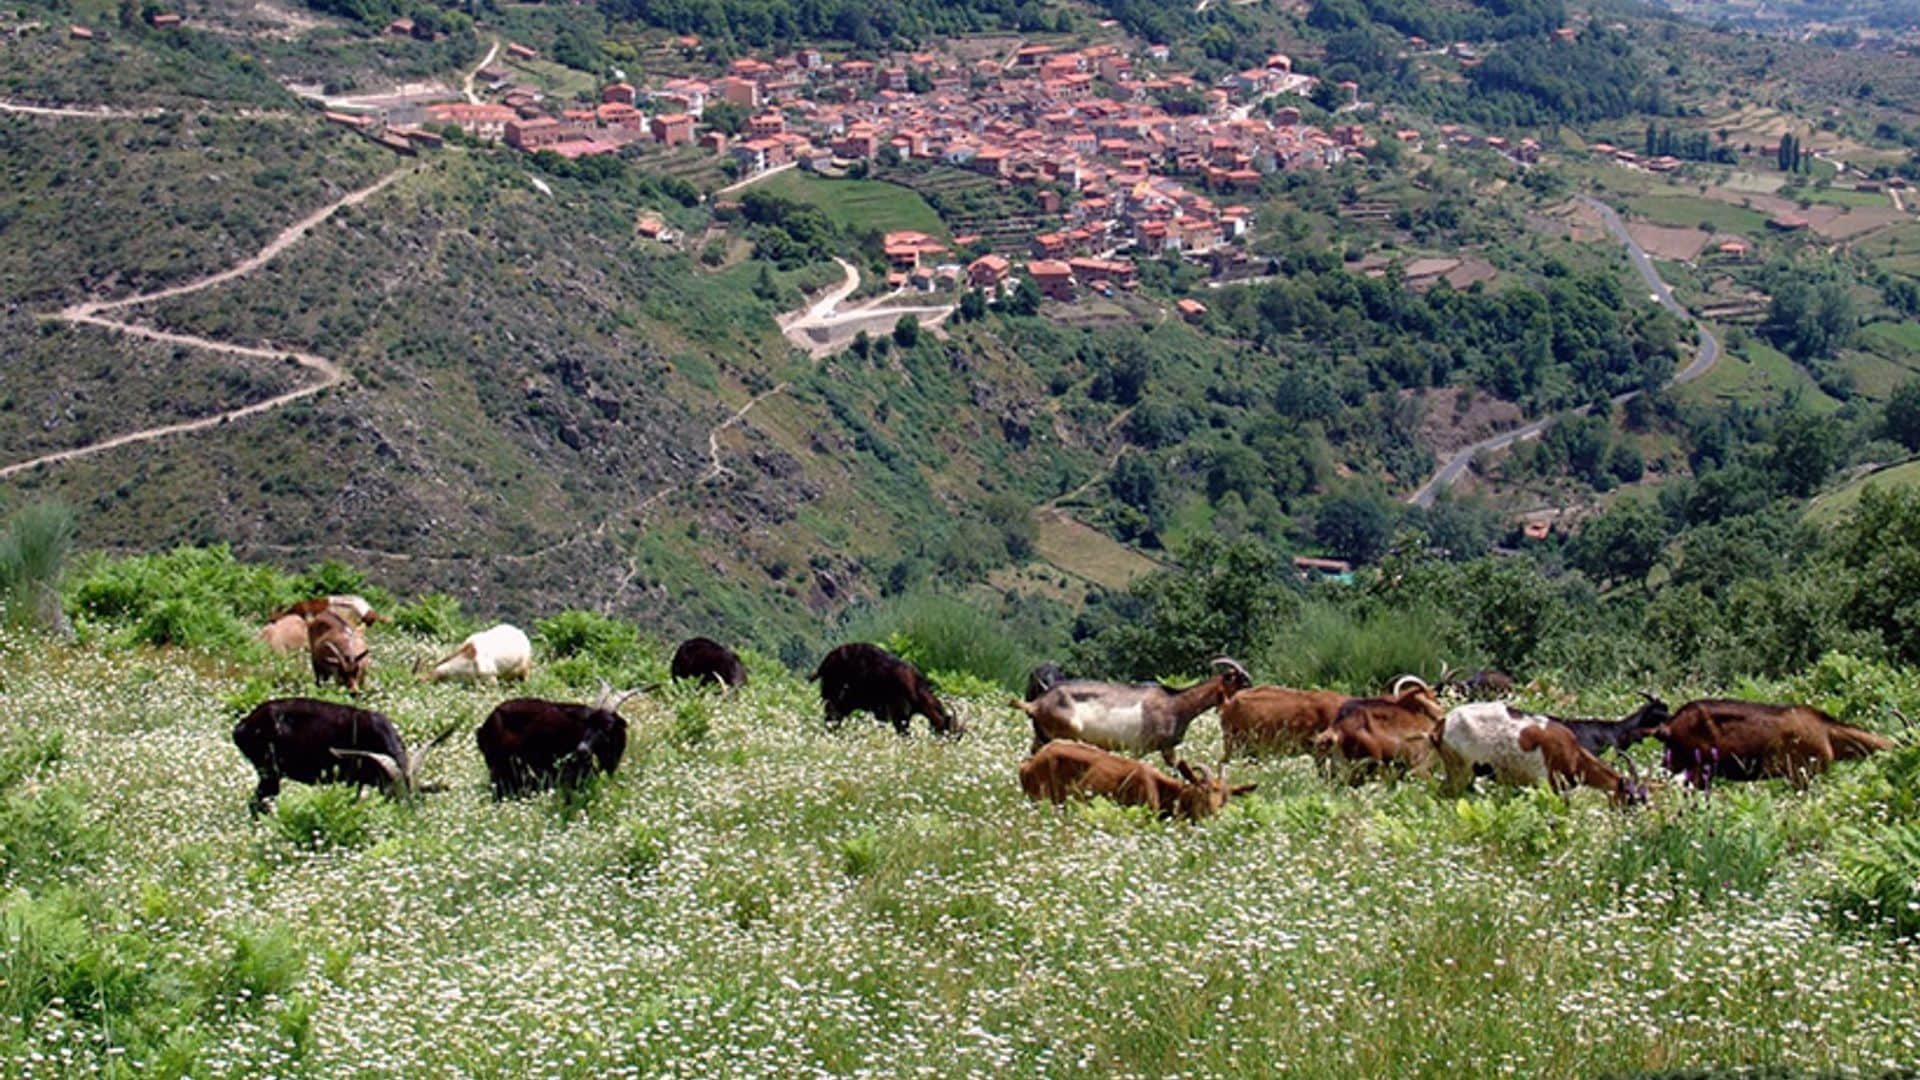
[1018,741,1254,822]
[1438,703,1644,805]
[232,697,453,815]
[420,624,533,683]
[1014,657,1251,765]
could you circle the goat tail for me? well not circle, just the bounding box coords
[1006,698,1039,718]
[1830,723,1894,760]
[806,666,822,682]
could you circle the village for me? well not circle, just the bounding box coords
[317,34,1389,304]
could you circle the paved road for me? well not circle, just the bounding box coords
[1406,195,1722,507]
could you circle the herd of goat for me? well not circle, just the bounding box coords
[234,595,1899,820]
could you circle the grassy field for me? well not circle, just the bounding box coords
[1807,459,1920,524]
[1624,194,1773,235]
[1682,338,1842,412]
[4,627,1920,1076]
[754,171,950,241]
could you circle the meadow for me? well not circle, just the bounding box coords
[4,614,1920,1076]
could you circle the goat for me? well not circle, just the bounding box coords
[1655,699,1892,789]
[307,609,369,692]
[259,614,310,655]
[1436,703,1646,805]
[1547,694,1671,759]
[232,697,453,815]
[476,683,636,798]
[810,642,960,737]
[1024,662,1065,702]
[1013,657,1251,766]
[276,594,385,627]
[419,623,532,683]
[1517,721,1646,806]
[1314,676,1447,777]
[670,636,748,689]
[1018,741,1254,822]
[1440,664,1516,701]
[1219,685,1351,760]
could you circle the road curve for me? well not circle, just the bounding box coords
[1406,195,1721,507]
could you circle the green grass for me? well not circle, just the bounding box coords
[4,623,1920,1074]
[1865,321,1920,355]
[1683,339,1843,412]
[1807,459,1920,524]
[1624,194,1772,235]
[1789,186,1895,209]
[754,170,950,241]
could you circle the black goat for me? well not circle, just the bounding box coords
[1543,694,1671,759]
[810,643,960,737]
[232,697,453,815]
[475,685,635,798]
[670,636,748,689]
[1025,662,1065,703]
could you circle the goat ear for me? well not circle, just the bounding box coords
[1230,783,1258,796]
[1175,760,1200,784]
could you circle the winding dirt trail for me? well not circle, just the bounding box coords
[463,38,500,105]
[0,100,166,119]
[0,169,413,481]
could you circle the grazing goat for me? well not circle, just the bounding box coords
[1018,741,1255,822]
[420,623,533,682]
[259,614,310,655]
[1014,658,1251,765]
[1655,699,1892,789]
[1219,685,1351,760]
[1314,676,1447,777]
[1025,662,1065,702]
[1549,694,1671,759]
[276,595,385,627]
[1441,666,1516,701]
[1517,722,1646,806]
[307,610,369,692]
[232,697,453,815]
[811,642,960,737]
[670,637,748,689]
[476,684,635,798]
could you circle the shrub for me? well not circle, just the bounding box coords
[389,592,468,640]
[0,500,75,635]
[1831,821,1920,938]
[846,593,1028,691]
[66,545,295,648]
[536,609,662,686]
[1263,600,1452,694]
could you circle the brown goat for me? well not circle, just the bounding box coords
[276,595,385,627]
[1018,741,1255,822]
[1656,699,1892,789]
[1313,676,1447,778]
[259,614,310,655]
[307,610,369,692]
[1219,685,1352,760]
[1517,722,1645,806]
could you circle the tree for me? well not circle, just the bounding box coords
[1314,487,1397,565]
[703,101,749,136]
[957,288,988,321]
[892,314,920,348]
[1571,498,1665,589]
[1768,409,1843,497]
[1885,377,1920,452]
[1073,535,1298,679]
[1830,486,1920,663]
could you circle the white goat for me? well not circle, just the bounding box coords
[419,624,533,682]
[1436,701,1551,794]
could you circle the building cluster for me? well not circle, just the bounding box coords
[342,38,1371,300]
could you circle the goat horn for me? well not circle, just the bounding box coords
[332,748,405,786]
[1391,675,1430,696]
[609,687,644,712]
[1211,656,1250,680]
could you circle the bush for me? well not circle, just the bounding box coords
[1832,821,1920,938]
[388,592,468,640]
[67,545,297,648]
[0,500,75,635]
[1261,600,1452,694]
[535,609,663,687]
[846,593,1029,691]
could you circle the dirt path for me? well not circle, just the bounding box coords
[463,39,501,105]
[778,257,957,357]
[1,169,414,481]
[0,100,165,119]
[712,160,797,197]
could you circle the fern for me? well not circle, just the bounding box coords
[1833,822,1920,938]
